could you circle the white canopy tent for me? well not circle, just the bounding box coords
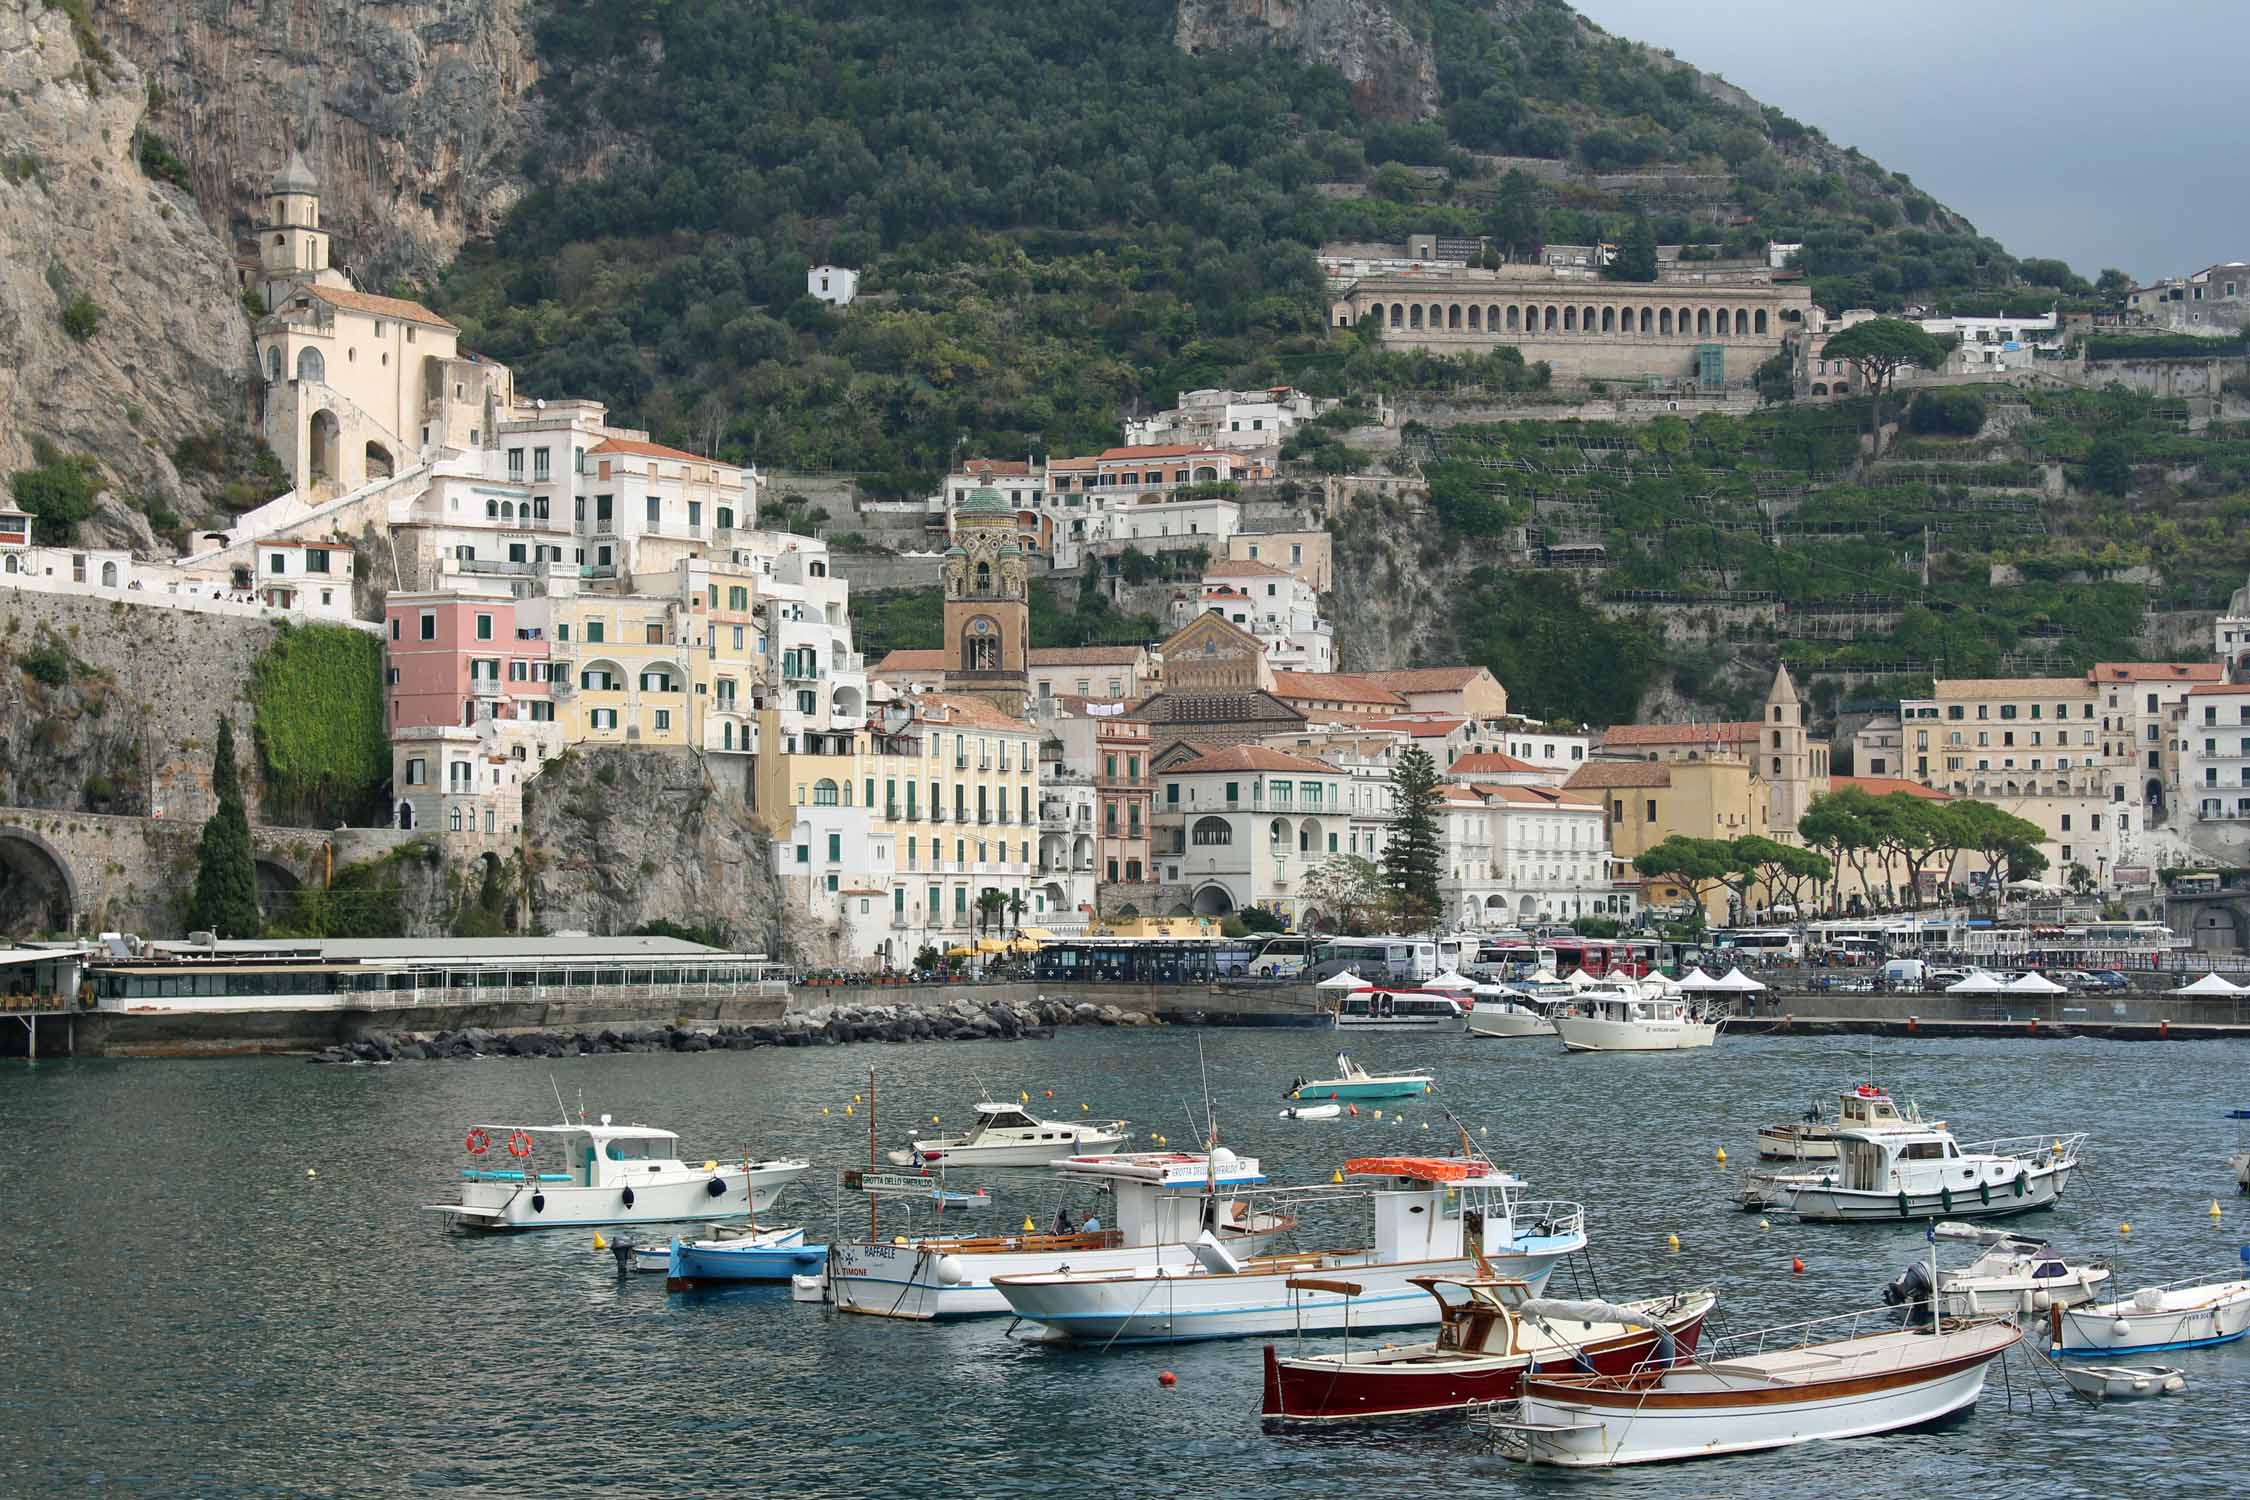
[2170,972,2244,997]
[1424,969,1478,992]
[1316,970,1369,990]
[1945,972,2008,994]
[1674,968,1722,991]
[1716,966,1769,994]
[2004,971,2067,995]
[1564,968,1604,991]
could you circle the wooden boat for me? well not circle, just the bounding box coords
[666,1225,828,1290]
[2051,1277,2250,1355]
[1260,1278,1715,1425]
[1748,1125,2085,1222]
[1757,1084,1936,1162]
[2054,1362,2186,1401]
[1286,1052,1433,1103]
[1479,1318,2021,1467]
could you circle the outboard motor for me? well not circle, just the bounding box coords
[1284,1077,1308,1099]
[609,1237,638,1275]
[1882,1261,1934,1326]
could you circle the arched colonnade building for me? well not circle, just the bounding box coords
[1329,270,1812,382]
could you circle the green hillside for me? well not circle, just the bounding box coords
[433,0,2067,484]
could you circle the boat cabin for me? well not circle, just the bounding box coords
[1421,1276,1534,1354]
[1346,1156,1524,1261]
[1578,994,1685,1024]
[1059,1149,1269,1247]
[1833,1128,1959,1191]
[1837,1086,1912,1130]
[963,1103,1080,1143]
[473,1120,695,1188]
[1336,991,1464,1022]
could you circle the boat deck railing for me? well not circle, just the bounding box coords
[1961,1132,2088,1163]
[1511,1200,1587,1239]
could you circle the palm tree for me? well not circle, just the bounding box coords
[1007,890,1028,934]
[974,888,1008,937]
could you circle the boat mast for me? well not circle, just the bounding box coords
[868,1066,878,1239]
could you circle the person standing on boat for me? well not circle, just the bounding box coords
[1051,1205,1073,1236]
[1081,1211,1102,1234]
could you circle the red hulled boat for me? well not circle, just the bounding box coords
[1261,1276,1715,1425]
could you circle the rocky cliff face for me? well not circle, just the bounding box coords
[521,749,786,954]
[0,0,250,518]
[92,0,545,283]
[1175,0,1438,120]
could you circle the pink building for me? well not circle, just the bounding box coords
[384,591,555,732]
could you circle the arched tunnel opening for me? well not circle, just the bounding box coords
[0,834,75,938]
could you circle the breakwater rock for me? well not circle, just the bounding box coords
[310,998,1159,1064]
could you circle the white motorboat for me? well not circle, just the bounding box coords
[1464,985,1556,1039]
[1479,1318,2020,1467]
[1757,1083,1936,1162]
[1552,992,1718,1053]
[2054,1363,2187,1401]
[1882,1222,2109,1319]
[1747,1124,2085,1223]
[887,1100,1129,1168]
[1332,988,1466,1031]
[424,1116,810,1230]
[1286,1052,1434,1103]
[2051,1277,2250,1356]
[829,1149,1293,1320]
[992,1153,1589,1345]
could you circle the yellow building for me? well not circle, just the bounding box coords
[1565,756,1769,920]
[777,693,1045,967]
[550,592,696,749]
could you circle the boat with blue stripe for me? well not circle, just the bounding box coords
[666,1226,829,1290]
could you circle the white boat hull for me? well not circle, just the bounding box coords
[1939,1268,2107,1319]
[1756,1126,1840,1162]
[2054,1282,2250,1355]
[996,1237,1584,1345]
[1554,1014,1717,1052]
[1499,1326,2015,1467]
[830,1231,1283,1320]
[1333,1016,1458,1032]
[431,1160,809,1230]
[886,1124,1128,1168]
[1466,1007,1553,1039]
[2233,1149,2249,1192]
[1783,1161,2071,1222]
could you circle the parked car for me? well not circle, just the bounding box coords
[2052,969,2099,991]
[2084,969,2131,992]
[1925,966,1974,988]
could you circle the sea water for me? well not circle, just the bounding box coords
[2,1029,2244,1497]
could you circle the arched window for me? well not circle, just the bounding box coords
[1738,306,1751,335]
[1429,304,1444,329]
[1659,308,1673,336]
[448,805,463,832]
[501,501,514,521]
[486,499,499,519]
[1696,308,1710,335]
[1191,816,1232,846]
[1409,305,1423,330]
[721,721,734,751]
[265,346,282,382]
[1601,306,1615,333]
[1563,306,1576,332]
[1755,309,1769,334]
[1447,304,1461,330]
[100,561,118,587]
[813,779,840,806]
[1582,305,1596,332]
[295,346,325,384]
[974,561,992,593]
[1639,307,1652,334]
[1506,306,1521,332]
[1715,309,1730,336]
[1466,305,1481,331]
[1389,303,1403,329]
[1540,305,1555,332]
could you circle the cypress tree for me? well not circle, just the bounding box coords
[186,716,262,938]
[1380,746,1445,932]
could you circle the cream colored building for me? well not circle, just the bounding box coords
[1564,756,1768,921]
[1225,529,1333,592]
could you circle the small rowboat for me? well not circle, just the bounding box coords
[2054,1363,2186,1401]
[667,1225,828,1290]
[1279,1103,1344,1121]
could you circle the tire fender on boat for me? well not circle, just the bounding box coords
[622,1186,635,1209]
[530,1192,546,1213]
[707,1177,729,1197]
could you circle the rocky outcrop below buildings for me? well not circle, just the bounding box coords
[0,0,250,517]
[519,748,788,954]
[311,997,1160,1062]
[1174,0,1438,120]
[92,0,550,284]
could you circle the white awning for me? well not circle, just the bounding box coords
[2171,972,2243,996]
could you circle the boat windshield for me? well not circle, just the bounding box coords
[602,1136,673,1161]
[975,1109,1040,1130]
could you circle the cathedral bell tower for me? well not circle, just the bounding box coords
[1763,661,1812,834]
[941,485,1030,713]
[259,148,332,308]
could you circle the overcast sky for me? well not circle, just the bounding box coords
[1569,0,2241,283]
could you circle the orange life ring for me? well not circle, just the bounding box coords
[465,1128,491,1155]
[505,1129,534,1158]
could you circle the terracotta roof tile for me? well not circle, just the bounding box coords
[873,649,946,673]
[1364,667,1487,692]
[2090,661,2223,683]
[1599,721,1760,746]
[302,284,456,329]
[1161,745,1340,777]
[1931,678,2092,698]
[2186,682,2250,696]
[1029,646,1146,667]
[1202,558,1290,579]
[1564,762,1674,790]
[1270,671,1408,706]
[1448,751,1541,776]
[1357,715,1466,737]
[590,436,720,464]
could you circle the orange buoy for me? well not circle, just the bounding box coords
[1158,1370,1178,1387]
[1792,1256,1805,1274]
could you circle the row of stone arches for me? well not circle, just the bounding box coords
[1380,300,1769,338]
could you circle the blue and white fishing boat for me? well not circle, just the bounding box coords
[1286,1052,1433,1104]
[666,1225,829,1290]
[2051,1274,2250,1356]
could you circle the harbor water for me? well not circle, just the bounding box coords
[5,1029,2247,1496]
